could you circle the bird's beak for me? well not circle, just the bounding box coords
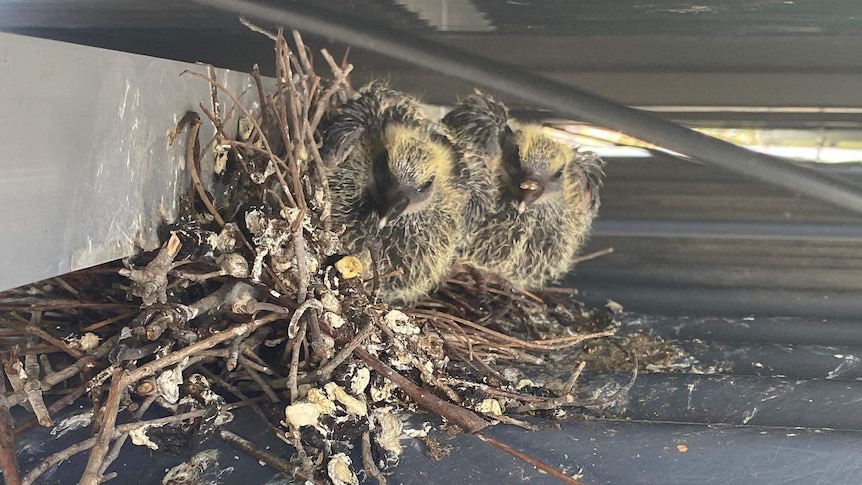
[516,178,544,213]
[377,190,410,229]
[377,216,389,230]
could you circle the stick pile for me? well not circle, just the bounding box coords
[0,27,629,485]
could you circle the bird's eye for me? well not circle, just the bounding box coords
[417,176,435,192]
[552,169,564,180]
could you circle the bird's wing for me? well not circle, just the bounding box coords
[570,150,606,215]
[442,91,509,163]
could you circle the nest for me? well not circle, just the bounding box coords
[0,27,634,485]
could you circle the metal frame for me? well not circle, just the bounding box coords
[0,33,254,291]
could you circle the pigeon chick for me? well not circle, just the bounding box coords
[443,92,604,290]
[323,83,465,303]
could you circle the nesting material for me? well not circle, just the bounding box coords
[0,26,634,485]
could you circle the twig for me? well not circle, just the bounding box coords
[562,361,587,396]
[261,100,299,209]
[516,288,545,305]
[80,369,123,485]
[450,348,506,382]
[538,287,582,295]
[314,49,354,129]
[438,287,481,315]
[38,354,53,379]
[207,64,222,129]
[182,70,290,200]
[372,317,461,404]
[306,311,328,362]
[11,335,119,407]
[239,327,273,358]
[0,302,134,312]
[52,277,80,297]
[475,432,584,485]
[571,246,614,264]
[361,430,386,485]
[245,367,279,403]
[126,312,284,385]
[194,367,274,432]
[251,64,270,132]
[299,321,377,384]
[239,16,278,41]
[15,376,97,437]
[286,426,314,473]
[21,410,208,485]
[442,378,545,403]
[218,428,316,482]
[0,318,83,359]
[513,360,638,413]
[183,111,226,227]
[237,354,275,376]
[118,233,182,307]
[23,339,52,427]
[226,336,243,371]
[486,413,536,431]
[99,394,157,477]
[197,103,256,181]
[23,436,98,485]
[292,30,313,78]
[412,309,614,351]
[82,312,135,332]
[287,298,322,341]
[275,32,307,210]
[288,318,307,403]
[353,347,487,434]
[0,374,21,485]
[525,331,617,349]
[293,221,309,304]
[510,394,579,414]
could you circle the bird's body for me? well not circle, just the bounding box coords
[443,92,604,290]
[323,83,465,303]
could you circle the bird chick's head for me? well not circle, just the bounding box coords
[502,125,601,214]
[368,124,455,229]
[499,125,569,212]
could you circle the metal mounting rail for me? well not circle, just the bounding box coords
[0,32,255,291]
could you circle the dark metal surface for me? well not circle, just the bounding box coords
[6,1,862,110]
[593,220,862,241]
[624,315,862,347]
[607,372,862,428]
[8,0,862,35]
[567,155,862,319]
[18,312,862,485]
[433,419,862,485]
[472,0,862,36]
[25,405,862,485]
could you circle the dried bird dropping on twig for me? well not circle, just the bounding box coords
[327,453,358,485]
[157,366,184,404]
[283,402,320,428]
[325,382,367,416]
[384,309,419,335]
[334,256,362,279]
